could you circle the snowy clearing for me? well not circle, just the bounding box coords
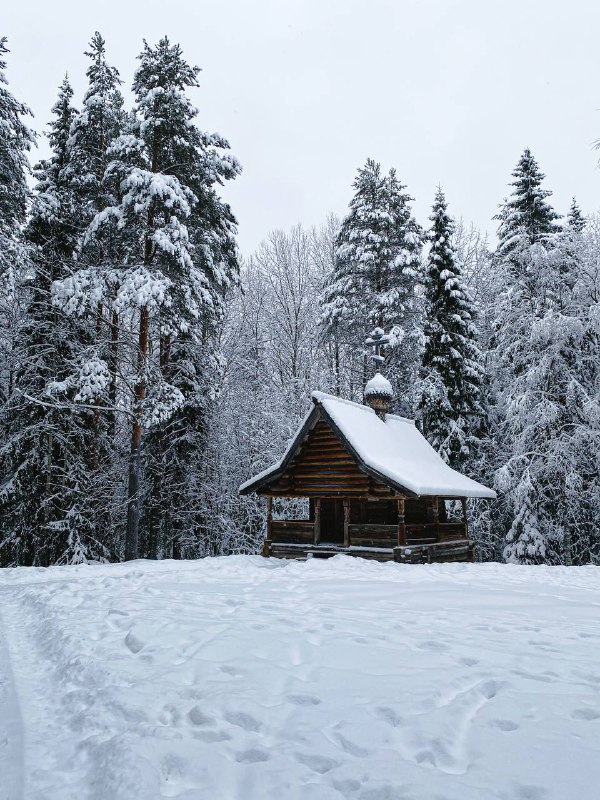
[0,556,599,800]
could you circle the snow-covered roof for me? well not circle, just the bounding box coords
[239,391,496,499]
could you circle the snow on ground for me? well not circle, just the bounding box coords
[0,557,599,800]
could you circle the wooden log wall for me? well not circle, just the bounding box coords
[262,417,393,497]
[270,520,315,545]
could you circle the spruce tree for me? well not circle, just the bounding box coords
[0,78,102,565]
[417,188,485,467]
[566,197,586,233]
[495,147,561,268]
[320,159,422,406]
[0,37,34,400]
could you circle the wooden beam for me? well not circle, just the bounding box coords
[397,497,406,546]
[314,498,321,545]
[432,497,440,542]
[266,496,273,541]
[343,498,350,547]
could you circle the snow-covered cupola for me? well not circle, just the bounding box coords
[364,327,393,418]
[364,372,393,419]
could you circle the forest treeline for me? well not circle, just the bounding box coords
[0,34,598,567]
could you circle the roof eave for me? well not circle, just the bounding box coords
[238,406,320,495]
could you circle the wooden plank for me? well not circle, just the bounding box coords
[347,523,396,536]
[343,498,350,547]
[266,497,273,544]
[397,497,406,547]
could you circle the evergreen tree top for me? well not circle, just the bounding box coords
[0,36,35,231]
[495,147,561,256]
[566,197,586,232]
[134,36,199,101]
[82,31,122,106]
[67,33,124,194]
[322,157,421,337]
[429,186,455,242]
[28,77,78,247]
[33,76,77,192]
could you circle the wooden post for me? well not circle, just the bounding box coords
[461,497,468,540]
[262,496,273,558]
[397,497,406,547]
[432,497,440,542]
[343,498,350,547]
[266,496,273,540]
[314,498,321,545]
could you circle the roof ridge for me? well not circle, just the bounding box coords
[311,390,375,413]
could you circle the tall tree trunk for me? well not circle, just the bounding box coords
[108,309,119,437]
[125,305,149,560]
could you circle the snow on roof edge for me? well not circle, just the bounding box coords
[239,391,496,500]
[238,404,317,494]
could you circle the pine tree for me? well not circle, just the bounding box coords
[320,159,422,406]
[0,78,103,565]
[0,37,35,401]
[66,37,240,559]
[417,188,485,467]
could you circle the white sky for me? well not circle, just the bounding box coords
[4,0,600,255]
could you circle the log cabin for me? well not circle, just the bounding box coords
[239,372,496,564]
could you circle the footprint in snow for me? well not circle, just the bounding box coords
[416,640,449,652]
[193,729,232,743]
[376,706,404,728]
[288,693,322,707]
[492,719,520,732]
[458,656,479,667]
[224,710,262,732]
[514,784,547,800]
[295,752,340,774]
[219,664,243,677]
[332,778,361,794]
[235,748,269,763]
[124,631,145,654]
[335,733,370,757]
[187,705,214,726]
[479,679,503,700]
[571,707,600,721]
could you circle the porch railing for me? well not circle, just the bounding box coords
[268,519,467,548]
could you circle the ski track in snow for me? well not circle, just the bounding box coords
[0,557,599,799]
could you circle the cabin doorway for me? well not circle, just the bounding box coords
[319,499,344,544]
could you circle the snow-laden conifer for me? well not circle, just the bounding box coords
[0,78,105,565]
[417,188,485,468]
[63,37,242,558]
[491,151,599,564]
[320,159,422,406]
[0,37,34,291]
[0,37,35,401]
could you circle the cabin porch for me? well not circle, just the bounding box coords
[262,496,474,564]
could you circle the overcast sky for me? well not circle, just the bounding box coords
[4,0,600,254]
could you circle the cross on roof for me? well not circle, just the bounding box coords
[365,327,391,367]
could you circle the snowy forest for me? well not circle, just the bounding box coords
[1,33,599,569]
